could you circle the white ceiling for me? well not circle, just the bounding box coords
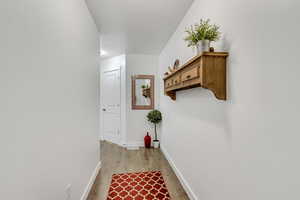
[86,0,194,58]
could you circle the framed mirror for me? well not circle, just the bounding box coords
[132,75,154,110]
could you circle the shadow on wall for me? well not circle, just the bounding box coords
[160,87,232,149]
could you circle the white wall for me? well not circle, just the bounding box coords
[159,0,300,200]
[126,55,159,146]
[0,1,100,199]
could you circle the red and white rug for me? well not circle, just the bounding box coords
[107,171,171,200]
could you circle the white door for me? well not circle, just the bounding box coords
[101,69,121,144]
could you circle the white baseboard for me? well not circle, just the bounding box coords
[80,161,102,200]
[160,145,198,200]
[126,142,144,150]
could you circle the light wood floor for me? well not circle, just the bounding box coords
[87,141,189,200]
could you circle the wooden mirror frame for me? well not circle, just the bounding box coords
[132,75,154,110]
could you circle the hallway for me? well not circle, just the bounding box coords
[1,1,300,200]
[87,142,189,200]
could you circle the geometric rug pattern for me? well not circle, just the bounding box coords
[106,171,171,200]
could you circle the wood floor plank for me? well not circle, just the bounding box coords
[87,141,189,200]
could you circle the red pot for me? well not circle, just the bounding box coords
[144,132,151,148]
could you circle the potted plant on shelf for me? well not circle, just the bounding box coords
[184,19,221,55]
[147,109,162,148]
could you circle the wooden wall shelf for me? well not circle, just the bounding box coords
[163,52,228,101]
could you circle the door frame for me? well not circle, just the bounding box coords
[99,56,126,147]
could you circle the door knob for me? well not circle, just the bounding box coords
[102,108,106,111]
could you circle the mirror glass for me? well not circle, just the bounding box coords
[132,75,154,110]
[135,79,151,106]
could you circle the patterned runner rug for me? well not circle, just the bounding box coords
[106,171,171,200]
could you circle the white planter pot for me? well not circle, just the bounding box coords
[196,40,210,55]
[153,140,160,148]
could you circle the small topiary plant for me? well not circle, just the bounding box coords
[147,110,162,141]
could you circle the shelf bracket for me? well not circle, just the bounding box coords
[166,91,176,100]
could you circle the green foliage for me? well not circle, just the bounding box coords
[194,19,211,41]
[206,23,221,41]
[147,110,162,125]
[184,25,198,47]
[184,19,221,47]
[141,84,150,89]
